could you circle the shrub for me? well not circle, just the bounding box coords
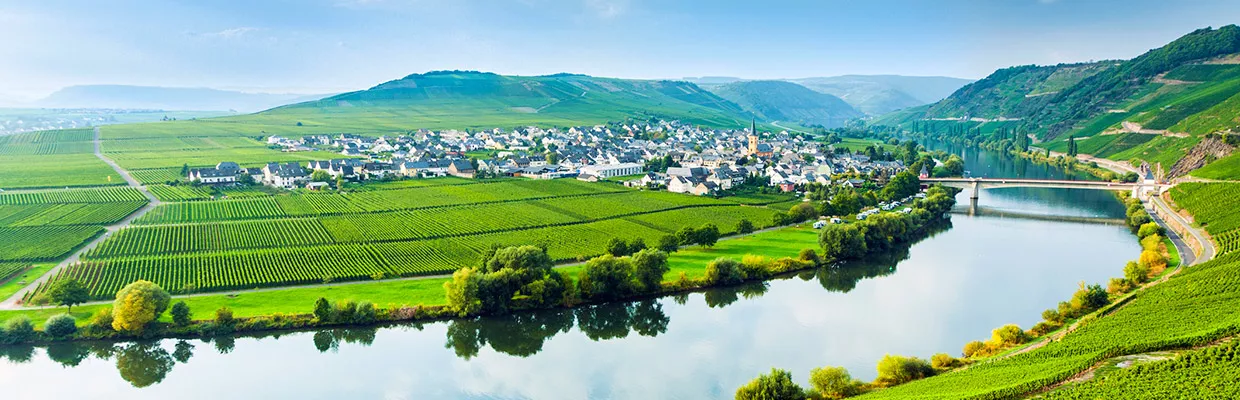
[314,297,334,322]
[1069,282,1109,314]
[705,257,745,285]
[819,224,867,261]
[735,368,805,400]
[355,302,377,323]
[962,340,986,358]
[798,248,820,264]
[809,366,864,399]
[739,254,776,278]
[335,301,357,322]
[44,314,78,338]
[581,254,634,300]
[990,324,1029,346]
[2,316,35,344]
[1139,249,1168,275]
[1029,321,1061,337]
[1107,277,1136,295]
[89,307,114,332]
[214,307,234,326]
[1123,260,1150,284]
[112,280,171,333]
[170,301,192,327]
[1041,309,1063,324]
[930,353,962,369]
[1137,222,1165,238]
[631,249,670,292]
[875,354,935,387]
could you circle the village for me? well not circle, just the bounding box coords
[187,119,911,195]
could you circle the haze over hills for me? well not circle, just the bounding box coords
[37,85,332,112]
[710,80,863,128]
[686,75,973,115]
[260,71,754,129]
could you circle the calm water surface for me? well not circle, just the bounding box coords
[0,144,1140,399]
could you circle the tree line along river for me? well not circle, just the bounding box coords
[0,142,1140,399]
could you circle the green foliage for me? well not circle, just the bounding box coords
[819,224,867,261]
[111,280,171,333]
[737,219,755,234]
[445,267,483,317]
[355,301,376,323]
[658,234,680,253]
[606,237,630,257]
[580,255,634,300]
[314,297,333,322]
[170,301,192,326]
[45,278,90,311]
[713,80,863,127]
[1,316,35,344]
[809,366,866,399]
[879,171,920,201]
[930,353,963,370]
[44,314,78,338]
[875,354,936,387]
[991,324,1030,346]
[704,257,745,285]
[214,306,234,325]
[631,249,670,292]
[1040,340,1240,399]
[735,368,806,400]
[962,341,986,358]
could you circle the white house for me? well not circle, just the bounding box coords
[578,162,643,179]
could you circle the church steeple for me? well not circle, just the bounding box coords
[751,118,756,135]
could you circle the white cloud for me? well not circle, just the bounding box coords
[204,27,261,39]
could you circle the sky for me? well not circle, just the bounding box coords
[1,0,1239,99]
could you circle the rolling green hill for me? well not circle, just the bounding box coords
[709,80,863,128]
[876,25,1240,179]
[790,75,974,115]
[252,71,752,130]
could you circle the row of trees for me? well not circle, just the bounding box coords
[817,185,956,262]
[735,353,947,400]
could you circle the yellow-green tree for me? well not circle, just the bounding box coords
[112,280,171,333]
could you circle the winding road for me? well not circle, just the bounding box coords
[0,127,160,309]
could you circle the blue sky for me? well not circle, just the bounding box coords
[1,0,1238,99]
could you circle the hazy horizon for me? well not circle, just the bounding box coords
[3,0,1240,100]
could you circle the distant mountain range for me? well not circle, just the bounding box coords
[685,75,973,115]
[36,85,333,112]
[710,80,863,127]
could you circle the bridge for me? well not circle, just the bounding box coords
[921,177,1162,200]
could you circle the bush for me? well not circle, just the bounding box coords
[735,368,805,400]
[1139,249,1168,275]
[314,297,334,322]
[1041,309,1063,324]
[1124,260,1151,284]
[1069,282,1109,314]
[798,248,821,264]
[930,353,962,370]
[1029,321,1061,337]
[1136,222,1165,238]
[581,255,635,300]
[335,301,357,323]
[170,301,192,327]
[1107,277,1136,295]
[44,314,78,338]
[215,307,235,326]
[962,340,986,358]
[819,224,867,261]
[809,366,864,399]
[875,354,935,387]
[1,316,35,344]
[89,307,114,332]
[112,280,171,333]
[631,249,670,292]
[355,302,377,323]
[705,257,745,285]
[991,324,1029,346]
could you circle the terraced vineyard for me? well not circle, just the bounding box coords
[1170,182,1240,255]
[0,262,30,281]
[32,180,776,299]
[0,186,150,263]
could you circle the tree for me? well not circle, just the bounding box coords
[931,353,962,370]
[880,171,921,201]
[809,366,864,399]
[657,234,680,253]
[705,257,745,285]
[675,227,697,246]
[310,170,332,182]
[962,340,985,358]
[46,278,89,312]
[112,280,171,334]
[696,223,720,248]
[314,297,334,322]
[214,306,234,326]
[1067,135,1078,156]
[819,224,867,261]
[875,354,935,387]
[581,255,634,300]
[790,202,818,223]
[1,316,35,344]
[628,238,647,253]
[736,219,755,235]
[444,267,483,317]
[990,324,1029,346]
[1069,282,1109,313]
[1137,222,1164,239]
[115,343,174,388]
[1124,260,1151,284]
[632,249,670,292]
[735,368,805,400]
[606,237,629,256]
[941,155,965,177]
[45,314,78,338]
[170,301,191,327]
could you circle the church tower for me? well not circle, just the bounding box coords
[747,118,758,155]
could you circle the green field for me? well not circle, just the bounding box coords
[0,129,123,189]
[0,186,149,263]
[28,179,776,300]
[1191,152,1240,180]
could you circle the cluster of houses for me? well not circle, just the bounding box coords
[189,120,909,193]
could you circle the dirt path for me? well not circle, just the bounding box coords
[0,127,160,309]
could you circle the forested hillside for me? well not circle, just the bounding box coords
[710,80,863,128]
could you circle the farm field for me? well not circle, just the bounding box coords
[0,186,149,263]
[0,128,123,189]
[1170,182,1240,256]
[30,179,777,300]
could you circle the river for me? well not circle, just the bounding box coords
[0,143,1140,399]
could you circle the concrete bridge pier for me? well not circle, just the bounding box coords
[970,180,980,200]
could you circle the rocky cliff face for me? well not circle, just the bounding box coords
[1169,137,1235,178]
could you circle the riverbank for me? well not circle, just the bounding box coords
[0,190,955,346]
